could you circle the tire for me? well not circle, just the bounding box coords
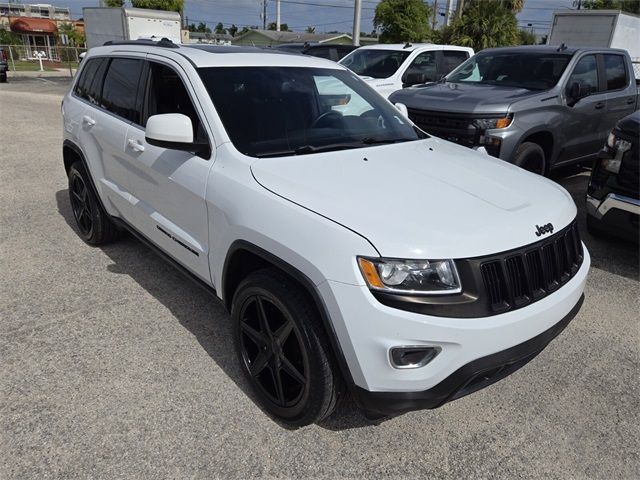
[586,214,605,238]
[514,142,547,175]
[67,161,120,245]
[231,268,341,427]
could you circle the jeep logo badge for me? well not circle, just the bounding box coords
[535,223,554,237]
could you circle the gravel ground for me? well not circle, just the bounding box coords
[1,78,639,479]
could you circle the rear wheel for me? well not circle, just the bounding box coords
[68,161,120,245]
[514,142,547,175]
[231,269,340,427]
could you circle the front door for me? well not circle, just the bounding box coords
[123,60,213,282]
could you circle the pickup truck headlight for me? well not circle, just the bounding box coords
[473,116,512,130]
[603,132,632,173]
[357,257,461,295]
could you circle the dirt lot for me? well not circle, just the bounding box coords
[1,77,638,479]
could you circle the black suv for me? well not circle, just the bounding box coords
[586,111,639,241]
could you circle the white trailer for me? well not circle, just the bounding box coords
[83,7,182,49]
[548,10,640,64]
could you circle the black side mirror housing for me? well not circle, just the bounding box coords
[567,81,591,106]
[402,72,428,88]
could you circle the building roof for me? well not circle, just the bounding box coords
[10,17,57,33]
[233,29,351,44]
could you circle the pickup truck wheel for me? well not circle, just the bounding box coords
[514,142,546,175]
[68,161,120,245]
[231,269,340,427]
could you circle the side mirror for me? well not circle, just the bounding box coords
[145,113,209,156]
[395,102,409,117]
[567,81,591,106]
[402,72,427,87]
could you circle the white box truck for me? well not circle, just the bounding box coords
[83,7,182,49]
[548,9,640,77]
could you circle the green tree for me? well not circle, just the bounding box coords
[0,27,21,44]
[518,28,537,45]
[228,24,238,37]
[197,22,207,33]
[374,0,432,43]
[447,0,520,51]
[267,22,289,31]
[104,0,125,7]
[583,0,639,14]
[214,22,226,34]
[130,0,184,13]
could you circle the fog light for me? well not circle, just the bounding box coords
[390,346,440,369]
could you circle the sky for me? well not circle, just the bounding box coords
[40,0,576,35]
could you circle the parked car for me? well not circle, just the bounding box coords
[272,42,357,61]
[339,43,474,98]
[586,110,639,240]
[390,45,640,175]
[0,49,8,83]
[62,41,589,426]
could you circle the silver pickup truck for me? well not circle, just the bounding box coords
[389,45,640,175]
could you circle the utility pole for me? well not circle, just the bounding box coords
[432,0,438,30]
[276,0,281,31]
[455,0,464,19]
[444,0,452,26]
[352,0,361,46]
[262,0,267,29]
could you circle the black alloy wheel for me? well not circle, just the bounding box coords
[239,295,309,410]
[232,269,340,427]
[69,171,93,237]
[67,161,120,245]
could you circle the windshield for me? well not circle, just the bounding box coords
[339,49,411,79]
[447,51,572,90]
[198,67,426,158]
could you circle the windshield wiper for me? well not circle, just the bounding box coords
[361,136,410,145]
[256,143,363,158]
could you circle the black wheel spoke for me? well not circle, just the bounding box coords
[274,320,294,345]
[241,321,266,347]
[72,190,83,203]
[280,355,305,385]
[256,297,272,339]
[250,350,270,377]
[271,364,285,404]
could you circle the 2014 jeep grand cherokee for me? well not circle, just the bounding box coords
[62,40,589,427]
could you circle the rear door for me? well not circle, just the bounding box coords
[601,53,636,130]
[122,58,213,282]
[75,56,144,217]
[439,50,471,78]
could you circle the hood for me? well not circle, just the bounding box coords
[251,138,577,259]
[389,82,540,114]
[615,110,640,139]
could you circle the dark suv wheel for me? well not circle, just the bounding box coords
[68,161,120,245]
[514,142,547,175]
[231,269,340,427]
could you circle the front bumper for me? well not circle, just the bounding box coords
[356,294,584,416]
[318,245,590,411]
[586,192,640,220]
[586,193,640,240]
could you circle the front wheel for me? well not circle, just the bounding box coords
[231,269,341,427]
[513,142,547,175]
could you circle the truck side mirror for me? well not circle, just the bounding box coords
[402,72,427,88]
[567,81,591,106]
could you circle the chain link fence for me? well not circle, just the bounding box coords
[0,44,87,76]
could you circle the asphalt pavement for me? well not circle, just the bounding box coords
[1,77,638,479]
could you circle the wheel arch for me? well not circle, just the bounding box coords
[514,130,556,167]
[221,240,358,395]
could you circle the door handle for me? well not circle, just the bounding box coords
[127,139,145,152]
[626,98,636,105]
[82,115,96,126]
[594,102,605,110]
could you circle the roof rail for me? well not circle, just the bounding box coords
[103,38,179,48]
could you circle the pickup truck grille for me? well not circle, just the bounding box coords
[407,108,478,148]
[618,146,640,196]
[480,220,583,313]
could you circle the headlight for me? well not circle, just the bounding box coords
[473,116,512,130]
[603,132,632,173]
[357,257,461,295]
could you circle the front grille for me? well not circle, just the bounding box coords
[408,108,478,148]
[618,147,640,196]
[480,221,583,313]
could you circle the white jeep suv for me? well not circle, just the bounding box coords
[339,43,474,98]
[62,40,589,427]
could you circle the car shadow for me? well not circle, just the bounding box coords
[551,165,639,281]
[55,189,374,431]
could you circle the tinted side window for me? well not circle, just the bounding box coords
[145,62,206,143]
[404,51,437,81]
[567,55,599,93]
[441,50,469,76]
[101,58,144,123]
[74,58,106,105]
[603,54,627,90]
